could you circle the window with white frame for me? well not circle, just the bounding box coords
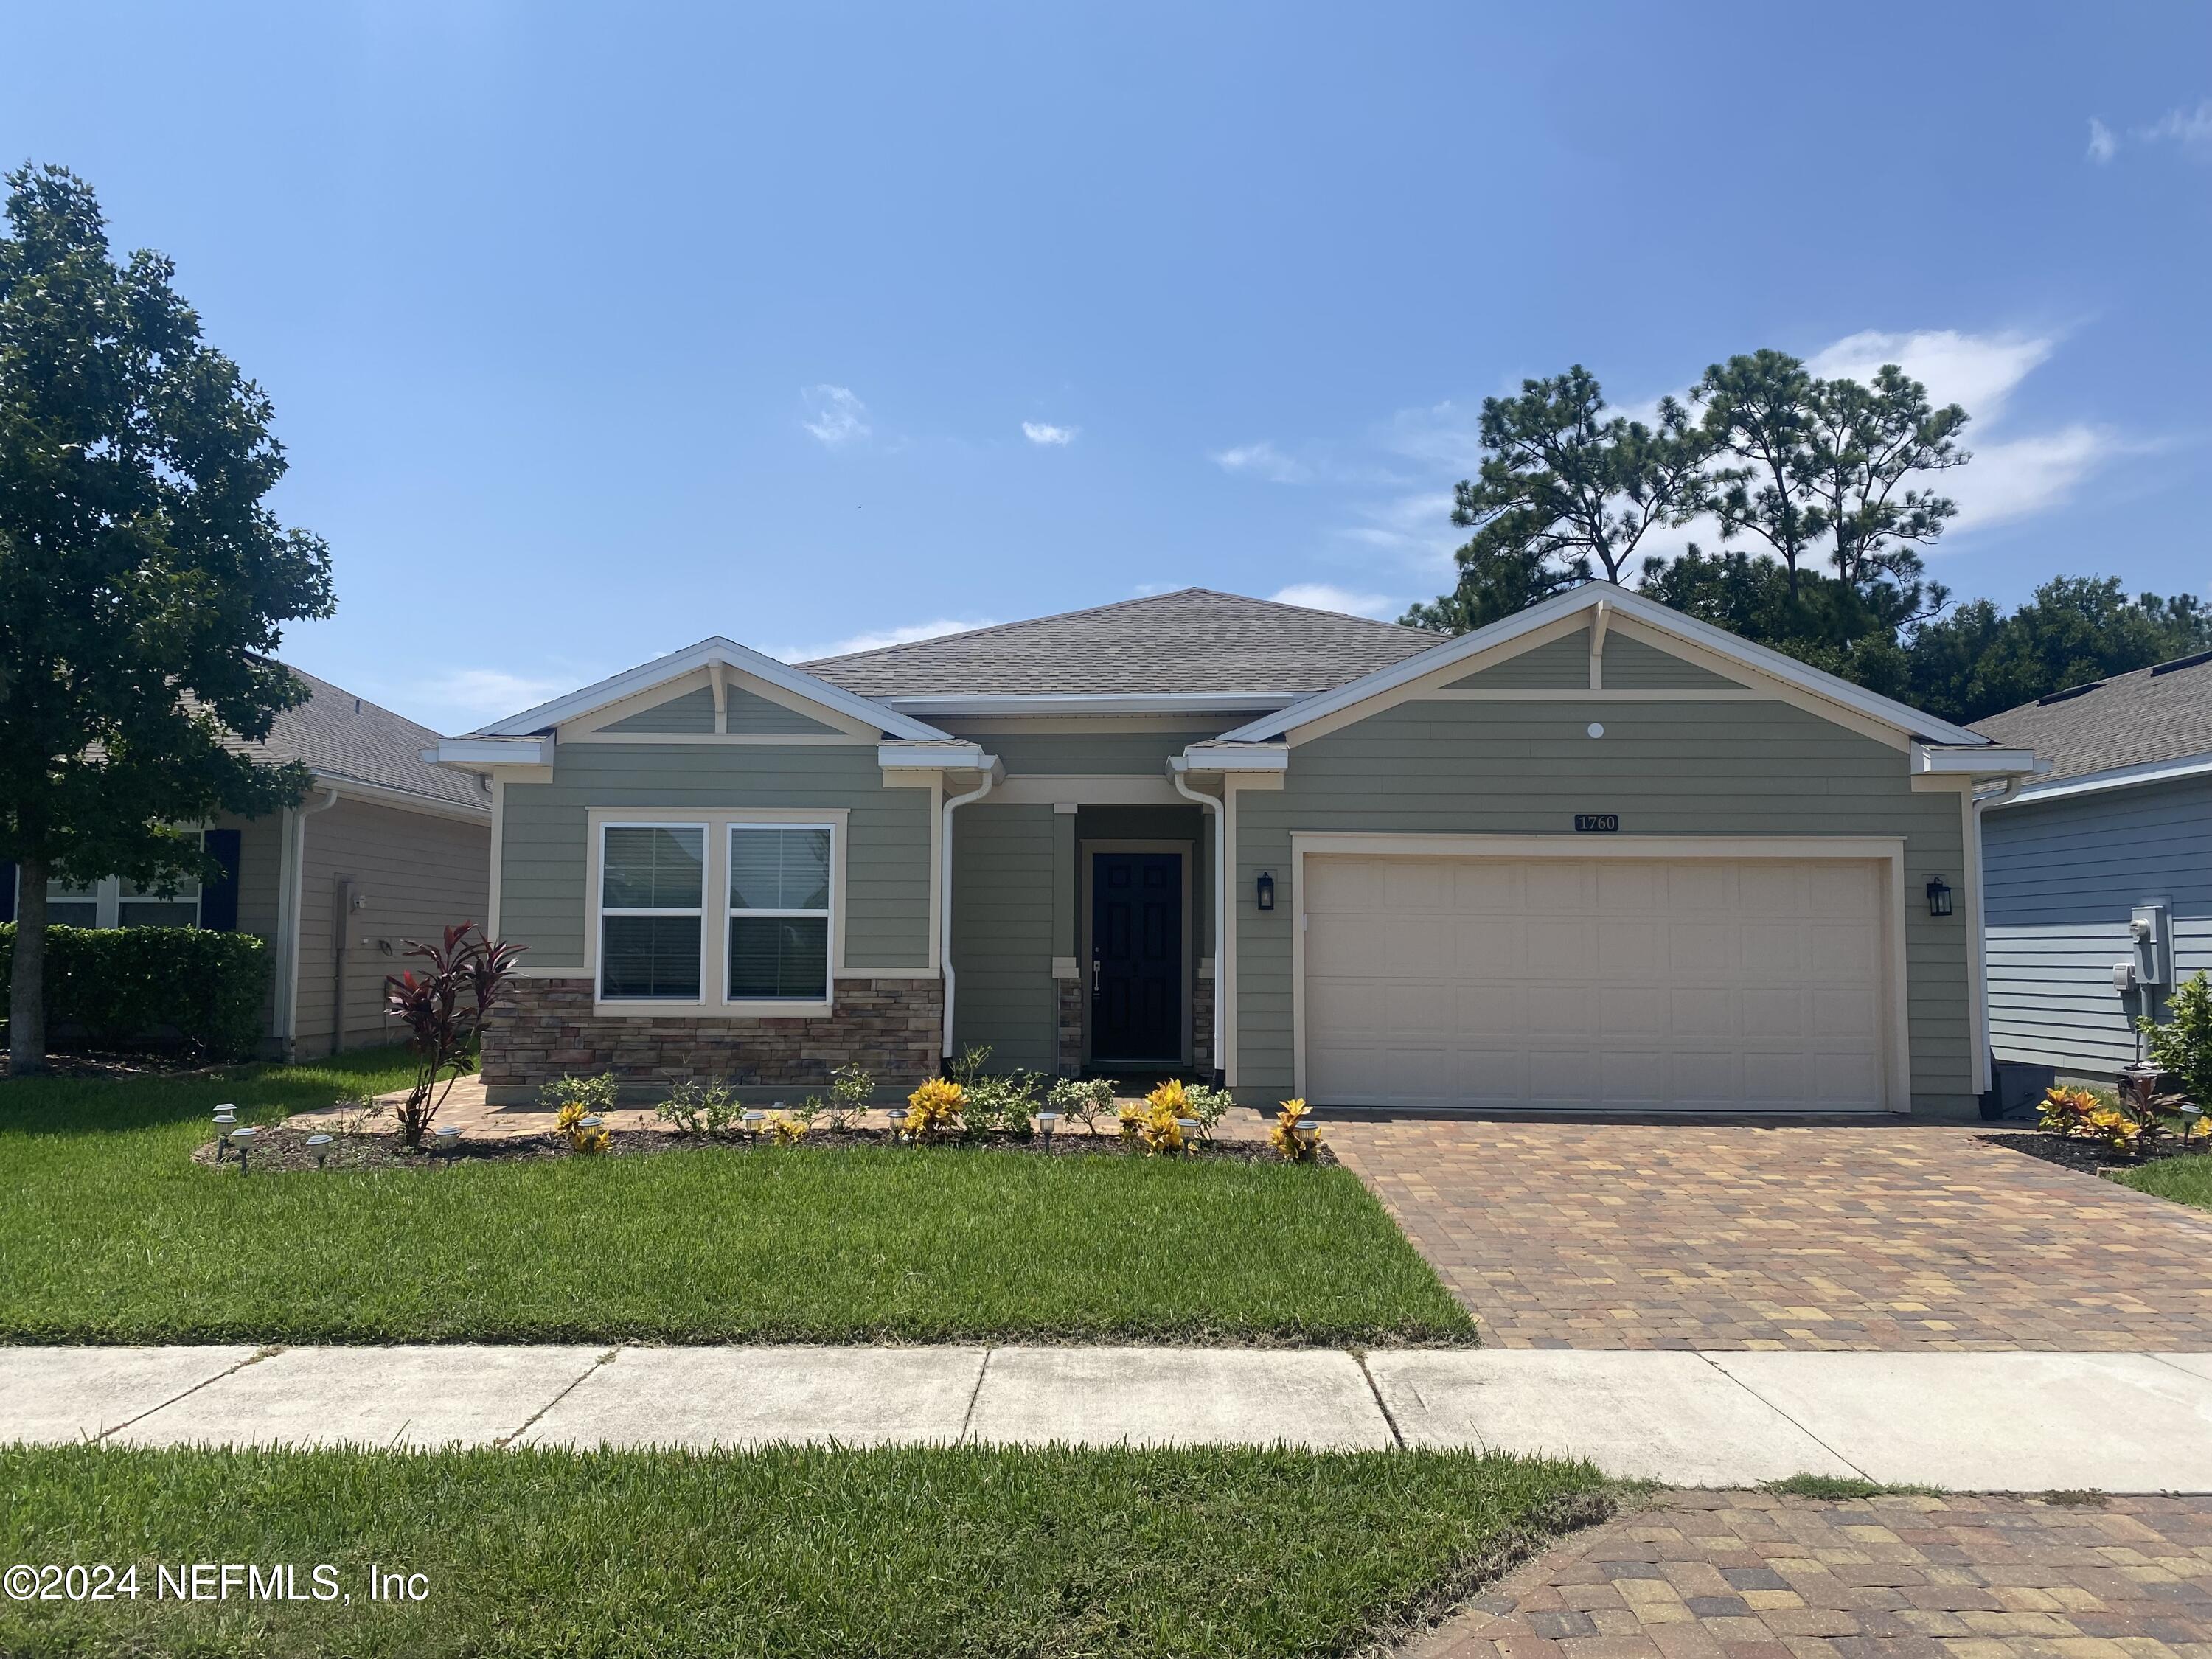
[598,824,706,1001]
[35,837,204,930]
[726,824,832,1001]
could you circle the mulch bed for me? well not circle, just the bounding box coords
[2,1049,237,1082]
[192,1124,1331,1174]
[1980,1128,2211,1177]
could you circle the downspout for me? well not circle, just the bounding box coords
[1169,758,1226,1087]
[939,760,1001,1062]
[274,786,340,1060]
[1970,775,2023,1093]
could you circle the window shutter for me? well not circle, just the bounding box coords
[200,832,242,932]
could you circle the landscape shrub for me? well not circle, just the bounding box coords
[655,1078,737,1136]
[2142,971,2212,1113]
[555,1100,609,1155]
[383,923,524,1146]
[904,1077,965,1140]
[1046,1076,1116,1137]
[542,1073,618,1116]
[0,922,270,1060]
[2037,1080,2207,1156]
[1269,1098,1321,1162]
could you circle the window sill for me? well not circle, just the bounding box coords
[590,999,835,1020]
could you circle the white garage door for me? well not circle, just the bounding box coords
[1302,855,1891,1112]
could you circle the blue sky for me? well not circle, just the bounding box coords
[3,3,2207,731]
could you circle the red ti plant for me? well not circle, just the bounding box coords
[383,922,526,1147]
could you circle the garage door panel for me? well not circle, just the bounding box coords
[1303,854,1889,1113]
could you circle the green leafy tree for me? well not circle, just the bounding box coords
[1408,366,1709,632]
[1636,547,1910,701]
[0,165,334,1074]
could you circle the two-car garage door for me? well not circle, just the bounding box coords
[1301,854,1893,1112]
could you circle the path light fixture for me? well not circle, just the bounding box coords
[884,1104,906,1141]
[213,1104,237,1161]
[229,1124,259,1173]
[1256,871,1275,912]
[1295,1117,1321,1150]
[1036,1109,1059,1150]
[1175,1116,1200,1147]
[741,1109,766,1134]
[433,1124,462,1163]
[306,1133,333,1169]
[1925,875,1953,917]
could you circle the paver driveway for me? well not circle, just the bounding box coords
[1325,1122,2212,1351]
[1402,1488,2212,1659]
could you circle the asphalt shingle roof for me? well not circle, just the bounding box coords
[224,664,491,813]
[1970,652,2212,784]
[799,588,1444,698]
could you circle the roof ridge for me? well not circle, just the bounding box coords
[798,586,1432,668]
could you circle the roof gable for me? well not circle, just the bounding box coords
[799,588,1442,698]
[473,639,950,742]
[1217,582,1992,748]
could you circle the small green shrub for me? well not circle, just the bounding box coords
[0,922,271,1059]
[540,1073,618,1115]
[2143,971,2212,1112]
[655,1078,738,1136]
[964,1071,1043,1135]
[1047,1077,1116,1137]
[826,1062,874,1129]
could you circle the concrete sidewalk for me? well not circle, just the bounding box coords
[6,1344,2211,1492]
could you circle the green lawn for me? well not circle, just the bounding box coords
[0,1442,1604,1658]
[2111,1151,2212,1214]
[0,1049,1472,1346]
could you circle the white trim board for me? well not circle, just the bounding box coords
[1988,749,2212,807]
[1284,832,1915,1116]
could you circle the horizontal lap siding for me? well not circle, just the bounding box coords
[950,803,1057,1070]
[500,744,933,973]
[1444,630,1587,689]
[296,800,493,1053]
[1603,633,1746,690]
[1983,776,2212,1077]
[1232,698,1972,1112]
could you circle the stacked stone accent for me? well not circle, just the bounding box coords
[1055,975,1083,1077]
[1191,973,1215,1075]
[481,975,942,1102]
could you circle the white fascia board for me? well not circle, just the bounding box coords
[880,691,1305,717]
[1911,742,2038,776]
[1174,743,1290,773]
[1217,581,1994,749]
[877,741,990,771]
[430,736,554,768]
[476,637,953,743]
[318,772,493,823]
[1989,748,2212,808]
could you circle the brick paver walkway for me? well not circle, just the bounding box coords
[1404,1489,2212,1659]
[1326,1122,2212,1352]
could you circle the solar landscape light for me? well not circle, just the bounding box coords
[213,1103,237,1161]
[229,1124,259,1172]
[306,1132,333,1169]
[1036,1109,1059,1149]
[740,1108,766,1133]
[884,1104,906,1140]
[433,1124,462,1162]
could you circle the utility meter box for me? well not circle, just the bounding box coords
[2130,903,2171,988]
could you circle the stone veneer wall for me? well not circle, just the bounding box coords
[481,975,943,1103]
[1055,975,1082,1077]
[1191,973,1215,1077]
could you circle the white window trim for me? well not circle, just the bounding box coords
[725,821,837,1007]
[594,821,709,1007]
[585,807,849,1018]
[34,830,208,929]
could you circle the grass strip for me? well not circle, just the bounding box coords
[0,1441,1607,1658]
[0,1050,1472,1346]
[2110,1151,2212,1214]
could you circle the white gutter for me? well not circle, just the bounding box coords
[1911,742,2037,778]
[1986,748,2212,808]
[1967,773,2025,1097]
[272,785,340,1058]
[937,758,1004,1060]
[1168,758,1227,1085]
[430,736,554,769]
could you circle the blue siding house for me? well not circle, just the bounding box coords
[1975,652,2212,1082]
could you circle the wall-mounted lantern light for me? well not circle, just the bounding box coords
[1925,876,1953,917]
[1256,872,1276,912]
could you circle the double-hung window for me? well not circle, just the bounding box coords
[598,824,706,1001]
[726,825,832,1001]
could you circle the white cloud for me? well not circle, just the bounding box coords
[2087,118,2118,163]
[771,616,996,664]
[1944,425,2118,534]
[1269,583,1402,619]
[439,667,579,723]
[799,385,869,447]
[1804,328,2053,423]
[2141,99,2212,157]
[1211,441,1309,484]
[1021,421,1077,446]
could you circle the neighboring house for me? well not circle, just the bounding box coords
[438,584,2035,1118]
[3,664,493,1057]
[1972,649,2212,1082]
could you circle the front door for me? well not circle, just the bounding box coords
[1090,852,1183,1065]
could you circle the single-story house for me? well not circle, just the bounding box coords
[4,664,493,1057]
[440,583,2036,1119]
[1972,647,2212,1084]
